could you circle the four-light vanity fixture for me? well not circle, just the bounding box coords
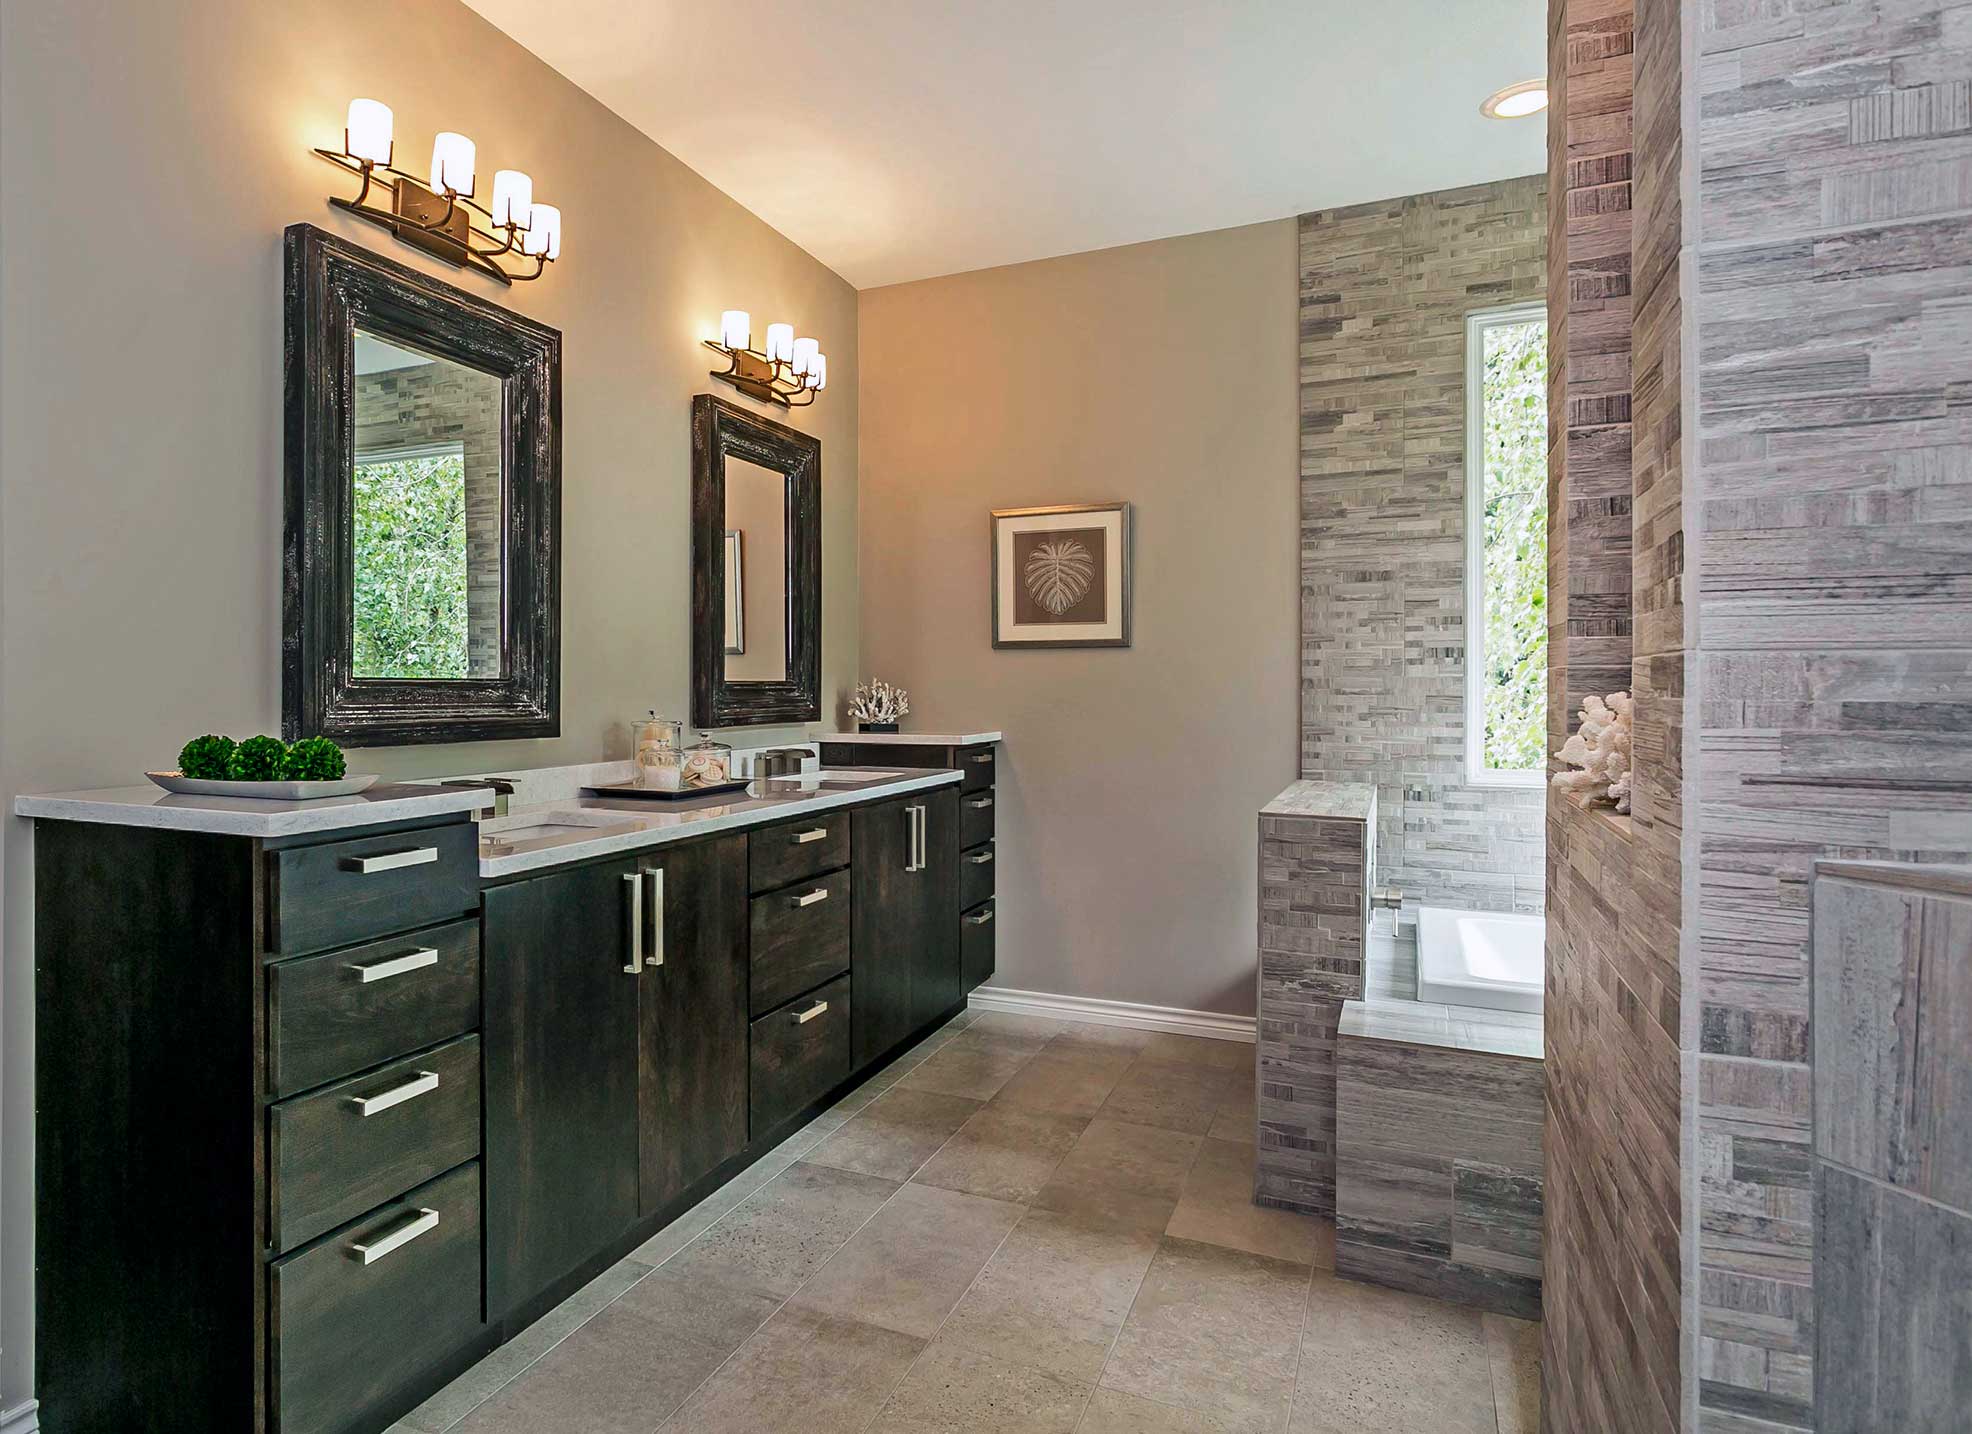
[314,99,561,286]
[704,312,828,408]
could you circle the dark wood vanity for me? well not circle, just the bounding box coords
[28,772,975,1434]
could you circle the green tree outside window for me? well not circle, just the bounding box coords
[352,448,471,680]
[1477,317,1548,773]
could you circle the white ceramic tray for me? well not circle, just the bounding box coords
[146,772,380,800]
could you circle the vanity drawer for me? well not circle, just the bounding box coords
[266,821,480,957]
[271,1161,484,1434]
[750,974,851,1135]
[960,842,996,912]
[958,744,996,792]
[960,790,996,849]
[962,900,997,990]
[269,1035,481,1253]
[750,868,852,1017]
[268,919,481,1098]
[749,815,850,894]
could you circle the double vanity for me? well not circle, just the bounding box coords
[21,743,997,1434]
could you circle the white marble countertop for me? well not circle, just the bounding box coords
[814,731,1002,746]
[1340,996,1543,1060]
[13,782,492,837]
[477,768,962,878]
[1262,779,1377,822]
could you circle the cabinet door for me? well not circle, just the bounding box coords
[637,833,749,1216]
[483,859,641,1318]
[912,787,963,1027]
[852,795,920,1068]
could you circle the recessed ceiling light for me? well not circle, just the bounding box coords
[1481,80,1549,120]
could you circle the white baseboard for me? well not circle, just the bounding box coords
[2,1399,38,1433]
[967,986,1255,1043]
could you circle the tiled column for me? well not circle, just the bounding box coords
[1255,782,1374,1216]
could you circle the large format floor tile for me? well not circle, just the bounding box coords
[1033,1118,1204,1234]
[1099,1236,1309,1431]
[1484,1313,1541,1434]
[868,1338,1094,1433]
[939,1206,1160,1383]
[1076,1387,1272,1433]
[899,1029,1048,1100]
[805,1086,984,1181]
[1288,1272,1496,1434]
[660,1160,901,1299]
[1098,1058,1245,1136]
[791,1181,1025,1338]
[657,1305,927,1434]
[913,1103,1090,1202]
[1167,1137,1333,1268]
[993,1047,1137,1119]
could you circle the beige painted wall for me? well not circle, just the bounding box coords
[857,221,1300,1018]
[0,0,858,1404]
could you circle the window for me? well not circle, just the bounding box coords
[351,442,474,680]
[1465,304,1549,786]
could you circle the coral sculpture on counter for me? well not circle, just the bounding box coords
[1552,691,1633,814]
[848,679,911,728]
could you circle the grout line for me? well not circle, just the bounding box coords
[1283,1259,1320,1434]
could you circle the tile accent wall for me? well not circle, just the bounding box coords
[1297,178,1548,918]
[1692,1,1972,1426]
[1335,1029,1545,1320]
[1255,786,1374,1216]
[1543,0,1689,1428]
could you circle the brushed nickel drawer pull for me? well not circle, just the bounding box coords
[791,887,830,908]
[340,846,439,875]
[967,796,993,810]
[347,1070,438,1117]
[624,872,644,974]
[966,908,996,926]
[967,850,994,865]
[646,866,666,968]
[349,1207,439,1265]
[348,946,439,983]
[792,828,829,844]
[792,1000,830,1025]
[969,754,993,764]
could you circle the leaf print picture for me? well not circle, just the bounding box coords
[992,502,1132,648]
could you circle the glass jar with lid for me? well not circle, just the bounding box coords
[681,734,733,788]
[632,711,684,791]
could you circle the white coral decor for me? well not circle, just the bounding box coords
[1551,691,1634,814]
[848,679,910,726]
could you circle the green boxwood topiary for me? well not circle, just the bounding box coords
[227,735,289,782]
[281,736,347,782]
[177,733,237,780]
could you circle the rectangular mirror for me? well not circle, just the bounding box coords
[692,394,819,728]
[284,224,561,745]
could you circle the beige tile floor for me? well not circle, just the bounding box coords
[395,1009,1541,1434]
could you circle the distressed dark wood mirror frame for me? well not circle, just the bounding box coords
[691,393,821,728]
[283,223,561,746]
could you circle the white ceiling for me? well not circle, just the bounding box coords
[463,0,1548,290]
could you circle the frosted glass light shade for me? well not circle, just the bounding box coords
[765,324,794,364]
[1481,80,1548,119]
[721,310,751,350]
[491,170,533,228]
[808,353,827,390]
[429,132,476,195]
[345,99,393,166]
[521,203,561,259]
[790,336,819,376]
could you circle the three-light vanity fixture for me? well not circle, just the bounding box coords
[315,99,561,286]
[704,311,828,408]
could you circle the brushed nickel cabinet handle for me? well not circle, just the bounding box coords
[348,946,438,983]
[913,805,927,872]
[646,866,666,967]
[347,1070,438,1117]
[792,828,829,844]
[969,753,992,764]
[903,806,920,874]
[792,1000,830,1025]
[791,887,830,908]
[967,796,993,810]
[340,846,439,875]
[349,1207,439,1265]
[967,849,994,865]
[624,872,644,974]
[966,908,996,926]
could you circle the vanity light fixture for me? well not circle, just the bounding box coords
[1481,79,1549,119]
[314,98,562,286]
[704,310,827,408]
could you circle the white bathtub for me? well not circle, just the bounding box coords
[1416,906,1545,1013]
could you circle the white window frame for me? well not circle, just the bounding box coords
[1464,302,1549,789]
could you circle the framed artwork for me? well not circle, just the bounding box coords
[991,502,1132,648]
[723,528,745,655]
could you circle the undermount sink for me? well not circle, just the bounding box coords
[479,808,645,846]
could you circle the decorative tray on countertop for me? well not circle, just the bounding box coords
[581,778,752,802]
[146,772,381,800]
